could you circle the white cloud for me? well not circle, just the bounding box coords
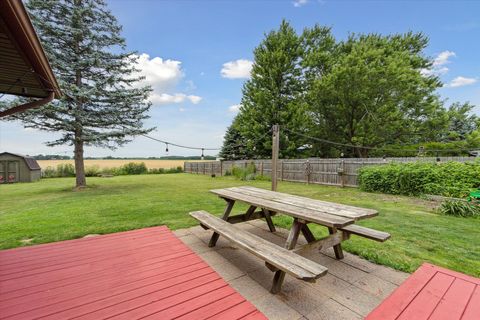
[221,59,253,79]
[228,104,241,113]
[133,53,183,92]
[132,53,202,106]
[421,50,456,76]
[433,51,456,67]
[293,0,308,7]
[150,93,202,105]
[188,95,202,104]
[447,76,478,88]
[179,107,185,112]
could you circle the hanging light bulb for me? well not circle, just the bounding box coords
[201,148,204,160]
[165,143,169,155]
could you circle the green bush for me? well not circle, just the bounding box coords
[56,163,75,177]
[231,163,257,181]
[85,165,100,177]
[120,162,148,175]
[42,166,57,178]
[42,162,182,178]
[147,166,183,174]
[358,161,480,198]
[439,200,480,217]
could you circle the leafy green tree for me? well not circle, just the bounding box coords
[21,0,152,187]
[444,102,479,141]
[237,20,307,158]
[306,32,443,157]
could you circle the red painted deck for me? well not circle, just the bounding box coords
[0,226,267,320]
[367,263,480,320]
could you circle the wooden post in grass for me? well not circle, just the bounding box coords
[271,124,280,191]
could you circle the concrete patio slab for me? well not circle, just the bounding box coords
[174,221,409,320]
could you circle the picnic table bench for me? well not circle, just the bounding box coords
[190,186,390,293]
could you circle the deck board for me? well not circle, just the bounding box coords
[0,226,267,320]
[366,263,480,320]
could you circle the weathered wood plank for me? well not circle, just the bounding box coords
[208,199,235,247]
[235,186,377,220]
[271,218,305,293]
[226,210,276,224]
[262,208,276,232]
[340,224,391,242]
[293,232,350,255]
[328,227,344,259]
[301,224,316,243]
[210,189,354,228]
[190,211,328,282]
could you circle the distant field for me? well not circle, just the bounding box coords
[37,159,208,169]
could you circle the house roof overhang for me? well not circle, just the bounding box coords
[0,0,61,117]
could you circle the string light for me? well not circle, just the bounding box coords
[165,143,169,153]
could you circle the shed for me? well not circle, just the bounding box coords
[0,152,41,183]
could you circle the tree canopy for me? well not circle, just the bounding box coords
[221,21,479,159]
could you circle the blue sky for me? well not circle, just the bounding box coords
[1,0,479,157]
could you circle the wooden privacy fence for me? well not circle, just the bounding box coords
[184,157,475,187]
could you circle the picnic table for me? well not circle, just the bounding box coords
[190,186,390,293]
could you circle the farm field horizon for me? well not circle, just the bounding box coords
[37,159,211,169]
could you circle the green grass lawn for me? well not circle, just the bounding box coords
[0,173,478,277]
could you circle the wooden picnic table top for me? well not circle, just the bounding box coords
[210,186,378,228]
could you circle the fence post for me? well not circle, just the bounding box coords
[340,160,345,187]
[271,125,280,191]
[280,160,284,181]
[220,161,223,176]
[305,160,311,185]
[260,161,264,176]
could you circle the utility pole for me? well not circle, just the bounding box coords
[271,124,280,191]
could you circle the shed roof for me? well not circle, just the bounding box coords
[0,0,61,99]
[0,152,41,170]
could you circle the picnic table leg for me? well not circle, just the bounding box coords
[328,227,344,259]
[244,205,257,221]
[301,224,316,243]
[208,199,235,247]
[262,208,276,232]
[271,218,303,294]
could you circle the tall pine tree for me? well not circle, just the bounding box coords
[23,0,152,187]
[219,115,252,160]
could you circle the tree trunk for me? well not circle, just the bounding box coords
[74,135,86,188]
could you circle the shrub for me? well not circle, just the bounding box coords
[148,166,183,174]
[255,174,271,181]
[358,161,480,198]
[42,166,57,178]
[85,165,100,177]
[120,162,148,175]
[231,163,257,181]
[439,200,480,217]
[56,163,75,177]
